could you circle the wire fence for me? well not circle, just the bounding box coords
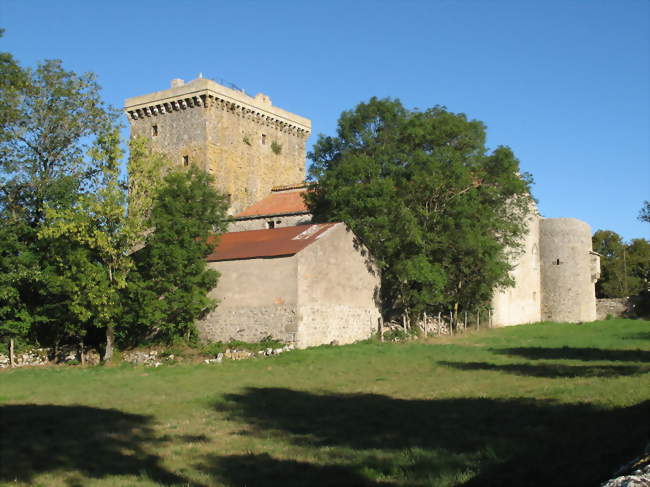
[378,309,494,340]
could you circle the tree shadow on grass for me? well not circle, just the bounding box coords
[199,452,390,487]
[493,347,650,363]
[0,404,196,486]
[438,360,649,378]
[209,388,649,486]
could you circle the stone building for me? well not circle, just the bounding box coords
[125,77,600,344]
[229,183,311,232]
[124,77,311,214]
[491,214,600,325]
[201,223,381,348]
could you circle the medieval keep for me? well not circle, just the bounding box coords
[125,77,600,347]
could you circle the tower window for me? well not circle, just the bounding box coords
[152,125,158,136]
[261,134,267,145]
[182,155,189,167]
[267,220,275,229]
[556,258,561,265]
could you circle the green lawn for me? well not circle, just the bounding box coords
[1,319,649,486]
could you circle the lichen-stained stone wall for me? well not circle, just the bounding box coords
[206,107,307,214]
[128,102,208,169]
[125,78,311,215]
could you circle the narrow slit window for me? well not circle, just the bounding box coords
[183,155,189,167]
[152,125,158,136]
[261,134,267,145]
[556,258,561,265]
[267,220,275,229]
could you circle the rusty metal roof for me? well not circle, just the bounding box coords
[235,189,309,218]
[206,223,338,261]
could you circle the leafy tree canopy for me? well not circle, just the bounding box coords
[639,201,650,224]
[307,97,532,318]
[593,229,650,299]
[0,57,119,226]
[122,166,229,344]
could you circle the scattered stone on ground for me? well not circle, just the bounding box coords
[0,343,296,368]
[601,443,650,487]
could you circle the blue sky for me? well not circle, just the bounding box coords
[2,0,648,240]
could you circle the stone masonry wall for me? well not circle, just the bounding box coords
[206,106,306,214]
[596,298,629,320]
[129,101,207,170]
[540,218,598,322]
[492,210,542,326]
[296,223,381,348]
[197,257,299,344]
[296,304,377,348]
[199,304,298,344]
[228,214,312,232]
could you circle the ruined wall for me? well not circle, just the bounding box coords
[596,298,629,320]
[228,214,312,232]
[125,78,311,214]
[540,218,598,322]
[491,212,542,326]
[295,223,381,348]
[198,257,299,343]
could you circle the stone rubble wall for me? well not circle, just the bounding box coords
[0,347,101,368]
[296,304,378,348]
[198,304,299,344]
[597,298,630,320]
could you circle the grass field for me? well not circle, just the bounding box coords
[1,319,649,486]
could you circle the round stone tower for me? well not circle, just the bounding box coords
[539,218,598,322]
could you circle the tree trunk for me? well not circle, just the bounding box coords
[103,325,115,363]
[9,338,15,368]
[79,337,85,366]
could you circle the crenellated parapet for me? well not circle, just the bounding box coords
[124,76,311,215]
[125,78,311,138]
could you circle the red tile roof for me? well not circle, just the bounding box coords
[206,223,338,262]
[235,190,309,218]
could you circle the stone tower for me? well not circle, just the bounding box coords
[124,77,311,214]
[539,218,599,322]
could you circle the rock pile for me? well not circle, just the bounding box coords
[203,344,294,364]
[0,349,48,368]
[0,346,102,368]
[601,443,650,487]
[121,349,174,367]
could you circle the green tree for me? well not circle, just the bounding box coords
[0,220,40,366]
[639,201,650,224]
[39,129,137,362]
[592,230,628,298]
[592,230,649,299]
[0,54,121,353]
[122,166,229,343]
[307,97,532,319]
[0,58,119,226]
[627,238,650,294]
